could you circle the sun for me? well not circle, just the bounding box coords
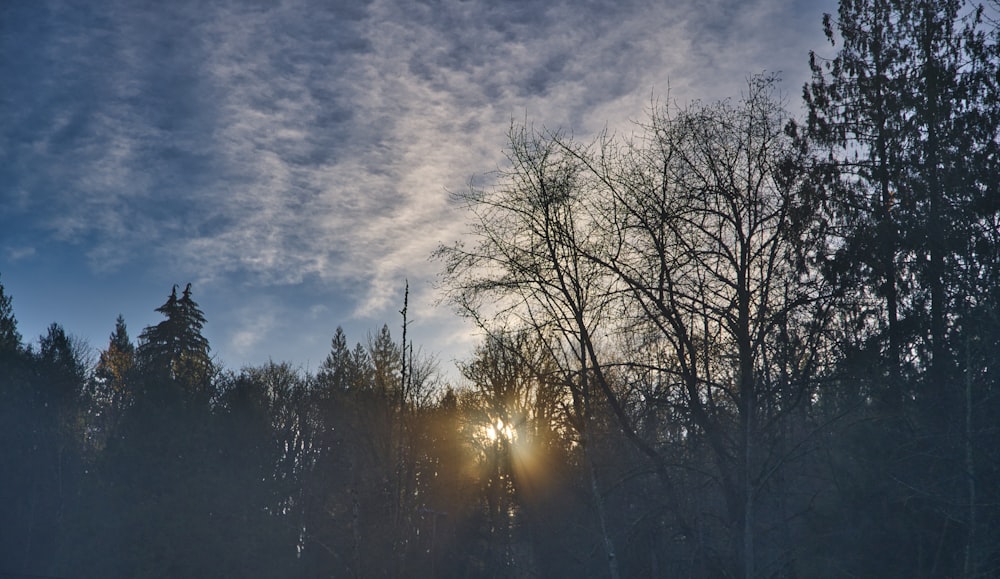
[483,418,516,443]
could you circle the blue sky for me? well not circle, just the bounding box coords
[1,0,835,380]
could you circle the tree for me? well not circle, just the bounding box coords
[81,285,220,578]
[0,273,22,357]
[23,324,91,576]
[212,363,312,576]
[137,283,212,400]
[0,274,26,398]
[37,323,88,406]
[0,276,33,574]
[0,301,90,577]
[93,315,137,433]
[437,75,832,577]
[302,304,442,578]
[806,0,999,396]
[457,330,589,578]
[317,326,352,392]
[804,2,1000,575]
[803,0,915,398]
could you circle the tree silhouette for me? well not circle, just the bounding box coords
[137,283,212,401]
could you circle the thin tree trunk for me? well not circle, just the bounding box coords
[963,332,976,578]
[743,420,754,579]
[579,327,620,579]
[585,437,620,579]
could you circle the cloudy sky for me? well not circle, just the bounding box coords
[1,0,835,378]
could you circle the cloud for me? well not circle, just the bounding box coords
[228,309,278,362]
[4,246,37,262]
[0,0,835,369]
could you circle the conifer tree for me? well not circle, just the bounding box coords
[0,276,37,575]
[317,326,352,392]
[137,283,212,399]
[0,274,22,356]
[96,285,218,577]
[37,322,87,406]
[97,316,135,382]
[94,315,137,427]
[805,0,999,398]
[803,1,1000,574]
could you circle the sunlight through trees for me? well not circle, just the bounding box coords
[2,2,999,576]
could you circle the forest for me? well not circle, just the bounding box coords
[3,1,1000,577]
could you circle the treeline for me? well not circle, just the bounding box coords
[3,1,1000,577]
[0,282,514,578]
[0,281,668,578]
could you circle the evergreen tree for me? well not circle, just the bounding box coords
[804,0,916,399]
[92,315,137,442]
[370,323,401,399]
[803,1,1000,575]
[0,274,25,393]
[137,283,212,400]
[317,326,352,392]
[110,314,134,354]
[96,315,136,391]
[37,322,87,407]
[90,286,219,577]
[805,0,999,398]
[0,276,38,575]
[0,273,22,357]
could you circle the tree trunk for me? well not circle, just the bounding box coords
[963,332,976,578]
[585,440,621,579]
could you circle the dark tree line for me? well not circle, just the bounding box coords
[2,1,1000,577]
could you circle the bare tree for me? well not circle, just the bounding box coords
[437,75,833,577]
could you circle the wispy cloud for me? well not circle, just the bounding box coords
[1,0,834,369]
[4,246,36,262]
[227,306,280,364]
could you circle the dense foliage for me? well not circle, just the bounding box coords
[2,2,999,577]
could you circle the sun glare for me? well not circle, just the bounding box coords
[484,418,516,443]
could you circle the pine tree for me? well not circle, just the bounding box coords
[803,1,1000,574]
[0,275,37,575]
[805,0,999,399]
[110,314,134,355]
[137,283,212,400]
[95,286,218,576]
[804,0,916,400]
[317,326,352,392]
[97,316,135,380]
[0,274,22,357]
[37,322,87,407]
[94,315,137,425]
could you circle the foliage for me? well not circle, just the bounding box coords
[0,274,21,356]
[137,283,213,401]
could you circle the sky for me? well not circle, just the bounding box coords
[0,0,836,381]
